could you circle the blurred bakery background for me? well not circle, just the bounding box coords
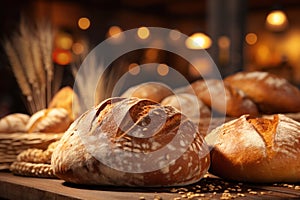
[0,0,300,116]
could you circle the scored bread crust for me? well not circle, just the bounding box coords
[26,108,72,133]
[208,114,300,183]
[189,79,259,117]
[0,113,30,133]
[51,97,210,186]
[224,71,300,113]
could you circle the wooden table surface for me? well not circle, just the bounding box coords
[1,171,300,200]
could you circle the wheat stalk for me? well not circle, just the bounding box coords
[18,19,42,110]
[31,35,46,109]
[38,21,54,106]
[3,40,35,114]
[3,17,55,114]
[71,47,126,113]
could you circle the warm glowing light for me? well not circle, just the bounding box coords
[189,58,213,78]
[169,29,181,41]
[72,42,84,55]
[245,33,258,45]
[107,26,123,38]
[218,36,230,49]
[255,45,271,66]
[266,10,288,31]
[53,49,72,65]
[78,17,91,30]
[137,27,150,40]
[128,63,140,75]
[185,33,212,49]
[107,26,124,44]
[55,32,73,50]
[157,64,169,76]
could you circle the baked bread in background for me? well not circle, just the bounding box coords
[188,79,259,117]
[207,114,300,183]
[161,93,211,120]
[121,82,173,103]
[52,97,210,186]
[26,108,72,133]
[0,113,30,133]
[224,71,300,114]
[48,86,80,120]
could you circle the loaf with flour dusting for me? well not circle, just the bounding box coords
[51,97,210,186]
[0,113,29,133]
[207,114,300,183]
[224,71,300,113]
[26,108,72,133]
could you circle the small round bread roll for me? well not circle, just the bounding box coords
[189,79,259,117]
[48,86,80,120]
[26,108,72,133]
[224,71,300,114]
[121,82,173,103]
[0,113,30,133]
[51,97,210,186]
[161,93,211,120]
[207,114,300,183]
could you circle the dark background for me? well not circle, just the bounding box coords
[0,0,300,116]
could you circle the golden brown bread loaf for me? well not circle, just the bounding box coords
[161,93,211,120]
[51,97,210,186]
[189,79,259,117]
[224,71,300,114]
[26,108,72,133]
[121,82,173,103]
[48,86,80,120]
[207,114,300,183]
[0,113,30,133]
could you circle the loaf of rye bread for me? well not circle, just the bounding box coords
[51,97,210,186]
[224,71,300,114]
[207,114,300,183]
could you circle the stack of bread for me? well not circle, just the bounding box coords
[49,71,300,186]
[0,86,79,176]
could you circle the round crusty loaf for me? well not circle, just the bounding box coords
[189,79,259,117]
[51,97,210,186]
[207,114,300,183]
[121,82,173,103]
[161,93,211,120]
[26,108,73,133]
[224,71,300,114]
[48,86,80,120]
[0,113,30,133]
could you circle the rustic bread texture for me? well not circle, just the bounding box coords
[0,113,30,133]
[161,93,211,120]
[48,86,80,120]
[26,108,72,133]
[208,114,300,183]
[51,97,210,186]
[224,71,300,114]
[189,79,259,117]
[121,82,173,103]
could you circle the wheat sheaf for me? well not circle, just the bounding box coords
[3,18,55,114]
